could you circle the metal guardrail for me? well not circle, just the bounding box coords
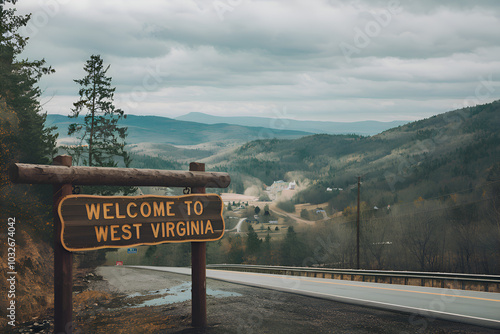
[206,264,500,292]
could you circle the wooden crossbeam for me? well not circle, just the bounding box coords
[10,162,230,188]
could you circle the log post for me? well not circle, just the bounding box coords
[190,162,207,328]
[53,155,73,333]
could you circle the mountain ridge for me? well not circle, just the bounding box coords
[176,112,409,136]
[46,114,312,146]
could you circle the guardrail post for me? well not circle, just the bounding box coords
[53,155,73,333]
[191,162,207,328]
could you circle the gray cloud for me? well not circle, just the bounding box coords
[16,0,500,122]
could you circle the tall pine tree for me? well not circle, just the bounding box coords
[67,54,135,195]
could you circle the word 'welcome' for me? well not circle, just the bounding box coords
[85,200,205,220]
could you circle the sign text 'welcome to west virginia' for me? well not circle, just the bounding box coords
[58,194,225,251]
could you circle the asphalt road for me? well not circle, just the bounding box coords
[131,266,500,330]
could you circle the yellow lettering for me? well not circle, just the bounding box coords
[122,224,132,240]
[205,220,214,234]
[153,202,164,217]
[86,203,100,220]
[140,203,151,217]
[94,225,108,242]
[194,201,203,215]
[161,222,165,237]
[184,201,192,215]
[115,203,126,219]
[166,222,174,237]
[127,202,137,218]
[177,221,186,237]
[166,202,175,216]
[191,220,200,235]
[110,225,120,241]
[103,203,114,219]
[133,224,142,239]
[151,223,160,238]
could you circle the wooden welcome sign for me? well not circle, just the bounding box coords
[58,194,225,251]
[10,157,230,331]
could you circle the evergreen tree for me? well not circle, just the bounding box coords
[246,225,261,256]
[280,226,306,266]
[261,232,271,264]
[0,0,57,242]
[0,0,56,164]
[227,235,244,264]
[67,54,135,195]
[264,204,270,216]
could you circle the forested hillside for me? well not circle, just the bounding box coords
[204,101,500,273]
[0,2,58,328]
[213,101,500,206]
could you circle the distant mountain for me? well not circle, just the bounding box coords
[176,112,408,136]
[46,114,312,146]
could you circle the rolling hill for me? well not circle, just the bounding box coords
[46,114,311,146]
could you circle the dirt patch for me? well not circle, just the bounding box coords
[0,229,54,330]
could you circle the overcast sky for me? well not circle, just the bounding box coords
[15,0,500,122]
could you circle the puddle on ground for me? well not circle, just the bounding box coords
[128,282,242,307]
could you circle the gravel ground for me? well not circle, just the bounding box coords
[7,266,499,333]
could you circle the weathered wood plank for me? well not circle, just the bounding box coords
[58,194,225,251]
[10,160,230,188]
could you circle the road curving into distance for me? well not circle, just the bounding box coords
[131,265,500,330]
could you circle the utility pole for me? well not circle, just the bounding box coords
[356,176,361,270]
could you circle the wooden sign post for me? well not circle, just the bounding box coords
[52,155,74,333]
[10,156,230,332]
[190,162,207,328]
